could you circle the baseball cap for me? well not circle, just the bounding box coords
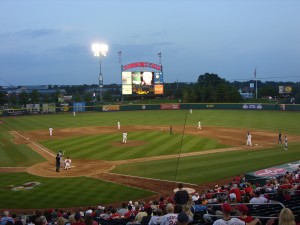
[229,193,236,200]
[177,212,189,223]
[237,204,249,213]
[221,203,232,213]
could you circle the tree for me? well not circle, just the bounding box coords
[74,92,82,102]
[84,92,93,102]
[0,91,8,105]
[182,85,196,102]
[196,73,241,103]
[30,90,40,103]
[18,90,29,105]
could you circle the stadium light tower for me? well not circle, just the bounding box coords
[92,43,108,103]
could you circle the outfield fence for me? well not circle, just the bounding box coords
[2,103,300,116]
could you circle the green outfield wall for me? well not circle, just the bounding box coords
[2,103,300,116]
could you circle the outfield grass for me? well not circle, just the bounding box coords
[111,142,300,184]
[2,110,300,134]
[0,109,299,209]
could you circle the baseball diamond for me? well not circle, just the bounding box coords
[0,109,300,211]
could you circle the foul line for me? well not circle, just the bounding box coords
[8,128,56,158]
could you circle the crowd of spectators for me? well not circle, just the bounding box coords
[1,167,300,225]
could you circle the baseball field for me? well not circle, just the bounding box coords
[0,109,300,210]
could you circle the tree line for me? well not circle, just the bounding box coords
[0,73,299,106]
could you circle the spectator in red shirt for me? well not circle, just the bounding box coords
[109,208,121,220]
[229,183,241,203]
[237,204,254,223]
[124,205,136,219]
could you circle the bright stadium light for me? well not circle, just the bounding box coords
[91,43,108,102]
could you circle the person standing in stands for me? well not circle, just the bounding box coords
[174,183,189,205]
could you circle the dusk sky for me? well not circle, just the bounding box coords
[0,0,299,86]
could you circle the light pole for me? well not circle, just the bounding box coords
[92,43,108,103]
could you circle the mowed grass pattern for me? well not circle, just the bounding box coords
[39,131,228,161]
[0,173,154,209]
[0,109,300,209]
[111,142,300,184]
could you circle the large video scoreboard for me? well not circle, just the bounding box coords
[121,62,164,95]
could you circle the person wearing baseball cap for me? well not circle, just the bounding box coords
[212,203,261,225]
[237,204,254,223]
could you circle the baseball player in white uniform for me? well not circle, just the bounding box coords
[198,121,202,130]
[49,128,53,136]
[284,136,288,150]
[73,111,76,116]
[246,132,252,146]
[122,132,127,143]
[117,121,120,130]
[64,157,72,170]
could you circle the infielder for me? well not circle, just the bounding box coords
[284,136,288,150]
[117,121,120,130]
[170,125,173,135]
[246,131,252,146]
[197,121,202,130]
[122,132,127,143]
[64,156,72,170]
[49,127,53,136]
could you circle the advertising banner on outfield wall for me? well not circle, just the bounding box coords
[73,102,86,112]
[160,104,180,110]
[242,104,262,110]
[42,103,56,113]
[2,109,28,116]
[60,103,70,112]
[103,105,120,111]
[26,104,41,114]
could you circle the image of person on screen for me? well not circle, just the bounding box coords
[142,72,153,85]
[132,72,141,85]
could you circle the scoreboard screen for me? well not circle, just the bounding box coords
[122,71,163,95]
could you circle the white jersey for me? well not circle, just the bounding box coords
[213,218,245,225]
[122,133,127,143]
[149,216,162,225]
[64,158,72,169]
[49,128,53,136]
[118,122,120,130]
[160,213,177,225]
[198,121,201,129]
